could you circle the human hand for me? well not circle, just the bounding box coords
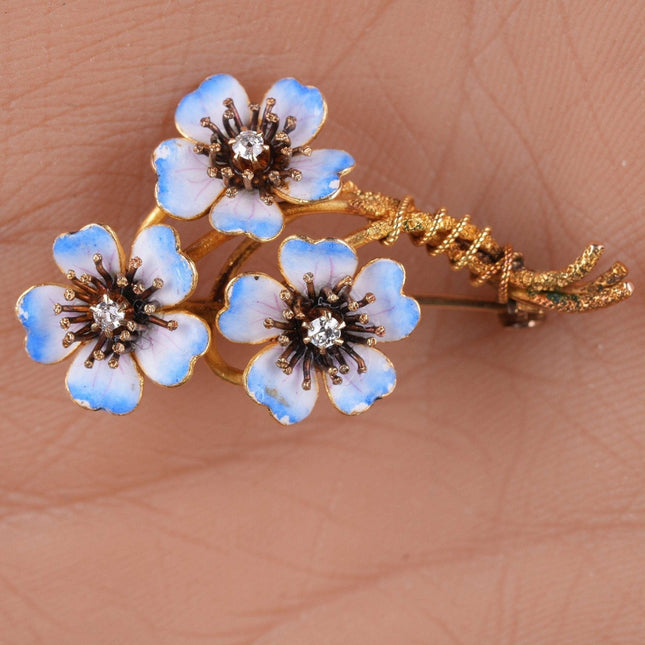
[3,1,644,643]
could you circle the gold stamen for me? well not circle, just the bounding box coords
[242,169,254,191]
[284,115,297,133]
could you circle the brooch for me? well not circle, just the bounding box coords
[16,74,634,424]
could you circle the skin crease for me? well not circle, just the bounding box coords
[1,0,644,642]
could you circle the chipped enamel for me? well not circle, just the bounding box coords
[245,343,319,425]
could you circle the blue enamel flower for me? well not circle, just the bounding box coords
[16,224,210,414]
[217,237,421,425]
[153,74,355,242]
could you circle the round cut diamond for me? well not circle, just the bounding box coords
[90,294,125,333]
[232,130,264,161]
[307,314,342,349]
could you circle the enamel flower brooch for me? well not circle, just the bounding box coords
[16,74,634,424]
[17,224,210,414]
[153,74,354,241]
[218,237,420,424]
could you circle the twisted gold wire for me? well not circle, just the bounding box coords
[428,214,471,257]
[419,207,447,245]
[383,195,412,246]
[342,183,632,313]
[470,244,522,304]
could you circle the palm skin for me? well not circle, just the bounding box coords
[2,1,644,643]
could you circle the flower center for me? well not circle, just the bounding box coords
[195,96,308,204]
[90,294,126,332]
[263,273,386,390]
[307,312,342,349]
[53,254,177,370]
[231,130,264,161]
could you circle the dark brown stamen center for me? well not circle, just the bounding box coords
[196,96,306,204]
[264,274,382,390]
[54,254,177,369]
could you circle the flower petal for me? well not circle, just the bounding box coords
[175,74,250,144]
[276,149,355,203]
[262,78,326,148]
[53,224,124,279]
[244,343,319,425]
[153,138,224,219]
[352,259,421,342]
[217,274,287,344]
[209,190,283,241]
[279,236,358,294]
[66,351,143,415]
[134,312,210,387]
[325,346,396,415]
[16,285,82,363]
[130,225,196,307]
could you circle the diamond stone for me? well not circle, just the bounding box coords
[232,130,264,160]
[307,314,342,349]
[90,294,125,333]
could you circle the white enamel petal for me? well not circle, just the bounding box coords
[134,312,210,387]
[325,346,396,415]
[279,237,358,294]
[217,274,288,344]
[278,149,355,203]
[175,74,251,144]
[130,225,196,307]
[244,344,319,425]
[53,224,123,279]
[153,138,224,219]
[262,78,326,148]
[352,259,421,342]
[66,351,143,415]
[209,190,284,241]
[16,285,83,363]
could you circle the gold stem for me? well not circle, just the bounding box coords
[184,230,232,262]
[281,199,354,217]
[180,299,222,319]
[204,342,244,385]
[137,205,166,234]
